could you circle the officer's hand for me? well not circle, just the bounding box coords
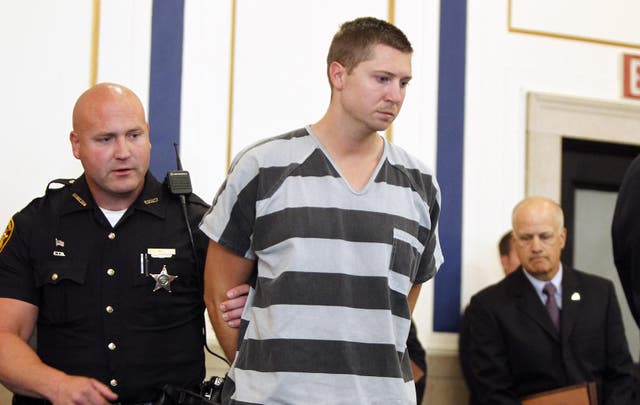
[220,283,250,328]
[50,375,117,405]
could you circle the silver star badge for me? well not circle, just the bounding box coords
[150,265,178,292]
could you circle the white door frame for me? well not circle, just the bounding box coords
[526,92,640,199]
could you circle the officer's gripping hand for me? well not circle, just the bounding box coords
[220,284,250,328]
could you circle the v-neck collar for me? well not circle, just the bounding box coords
[305,125,387,195]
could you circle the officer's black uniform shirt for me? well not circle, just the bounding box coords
[0,173,209,403]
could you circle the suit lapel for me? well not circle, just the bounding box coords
[513,268,561,341]
[560,266,582,343]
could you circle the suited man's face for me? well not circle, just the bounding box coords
[512,199,567,281]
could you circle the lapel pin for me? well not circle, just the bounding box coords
[571,292,581,301]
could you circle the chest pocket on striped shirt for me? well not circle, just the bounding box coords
[389,228,422,283]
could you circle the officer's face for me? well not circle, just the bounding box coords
[70,85,151,210]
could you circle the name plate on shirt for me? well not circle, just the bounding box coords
[147,248,176,258]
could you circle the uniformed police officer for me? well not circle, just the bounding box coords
[0,83,246,405]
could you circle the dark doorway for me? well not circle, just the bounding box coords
[561,137,640,362]
[561,138,640,265]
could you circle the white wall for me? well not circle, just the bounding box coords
[1,0,638,355]
[0,1,91,221]
[462,0,638,310]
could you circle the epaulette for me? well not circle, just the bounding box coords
[45,178,76,195]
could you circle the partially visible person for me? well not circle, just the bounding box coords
[612,153,640,394]
[612,153,640,329]
[498,230,520,276]
[408,321,427,404]
[459,229,520,404]
[203,16,442,404]
[461,197,635,404]
[0,83,246,405]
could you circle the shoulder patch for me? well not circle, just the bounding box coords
[0,218,14,253]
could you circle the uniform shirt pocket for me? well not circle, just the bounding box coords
[127,255,202,329]
[35,260,88,325]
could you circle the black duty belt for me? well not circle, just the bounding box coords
[13,396,153,405]
[113,402,154,405]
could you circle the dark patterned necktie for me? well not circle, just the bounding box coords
[543,282,560,331]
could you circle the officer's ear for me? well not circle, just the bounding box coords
[70,131,81,160]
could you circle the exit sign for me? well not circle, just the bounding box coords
[623,53,640,99]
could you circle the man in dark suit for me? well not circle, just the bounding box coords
[459,230,521,404]
[612,153,640,330]
[462,196,635,404]
[612,153,640,392]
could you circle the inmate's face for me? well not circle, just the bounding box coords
[337,43,412,133]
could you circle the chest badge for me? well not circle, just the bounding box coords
[150,265,178,292]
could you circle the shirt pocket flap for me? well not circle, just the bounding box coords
[35,260,88,287]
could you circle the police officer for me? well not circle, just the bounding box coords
[0,83,243,405]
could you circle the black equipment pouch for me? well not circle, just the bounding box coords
[152,376,224,405]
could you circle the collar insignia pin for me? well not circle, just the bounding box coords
[571,292,581,301]
[150,265,178,292]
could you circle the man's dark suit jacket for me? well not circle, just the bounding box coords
[462,266,635,405]
[612,152,640,329]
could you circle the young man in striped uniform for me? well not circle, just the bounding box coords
[201,16,442,404]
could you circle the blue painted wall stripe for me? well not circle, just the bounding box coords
[148,0,185,179]
[434,0,467,332]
